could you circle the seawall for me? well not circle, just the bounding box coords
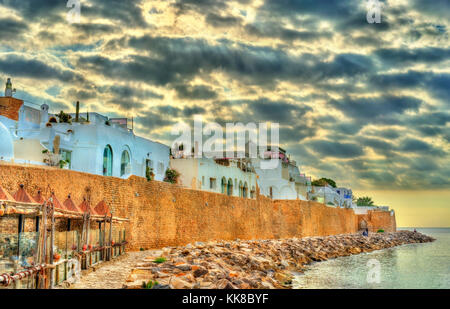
[124,231,434,289]
[0,163,396,250]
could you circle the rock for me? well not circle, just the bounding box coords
[155,271,170,278]
[216,279,236,289]
[193,267,209,278]
[280,259,290,268]
[274,272,293,285]
[175,264,192,271]
[153,284,171,289]
[239,282,252,289]
[123,231,434,290]
[170,277,193,289]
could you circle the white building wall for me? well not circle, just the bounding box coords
[0,104,170,181]
[171,158,257,198]
[253,158,298,200]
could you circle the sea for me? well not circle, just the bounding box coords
[293,228,450,289]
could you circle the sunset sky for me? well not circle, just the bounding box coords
[0,0,448,227]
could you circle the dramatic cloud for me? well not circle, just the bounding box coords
[0,0,448,190]
[306,140,364,158]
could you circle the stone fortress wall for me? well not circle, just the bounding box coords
[0,163,396,251]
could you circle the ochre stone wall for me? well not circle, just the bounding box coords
[0,97,23,121]
[357,210,396,233]
[0,163,396,250]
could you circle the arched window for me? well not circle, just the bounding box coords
[103,145,113,176]
[227,178,233,196]
[120,150,131,176]
[243,182,248,198]
[250,186,256,199]
[221,177,227,194]
[239,181,243,197]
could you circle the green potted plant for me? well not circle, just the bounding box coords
[164,168,180,184]
[146,166,155,182]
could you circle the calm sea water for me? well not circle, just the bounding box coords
[293,228,450,289]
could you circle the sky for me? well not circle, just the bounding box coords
[0,0,448,227]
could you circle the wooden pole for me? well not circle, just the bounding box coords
[40,202,48,289]
[98,221,102,262]
[108,214,113,260]
[102,215,107,261]
[15,214,23,288]
[64,219,69,281]
[86,213,91,247]
[87,212,91,267]
[49,200,55,289]
[81,213,86,246]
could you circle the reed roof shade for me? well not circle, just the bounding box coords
[0,185,14,201]
[13,185,36,204]
[63,195,81,212]
[94,200,110,216]
[51,193,65,211]
[0,184,128,222]
[78,199,92,213]
[33,191,45,204]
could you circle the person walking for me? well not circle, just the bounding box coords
[362,228,369,237]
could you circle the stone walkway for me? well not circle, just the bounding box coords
[69,251,150,289]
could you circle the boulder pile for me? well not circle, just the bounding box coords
[124,231,434,289]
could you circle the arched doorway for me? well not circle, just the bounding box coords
[243,182,248,198]
[227,178,233,196]
[221,177,227,194]
[238,181,243,197]
[103,145,113,176]
[359,219,368,230]
[250,186,256,198]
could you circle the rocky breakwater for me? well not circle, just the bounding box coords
[124,231,434,289]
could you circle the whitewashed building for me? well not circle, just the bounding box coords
[0,79,170,180]
[309,185,354,207]
[248,145,310,200]
[170,156,257,198]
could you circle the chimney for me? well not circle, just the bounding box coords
[75,101,80,122]
[5,78,12,97]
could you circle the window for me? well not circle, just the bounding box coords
[210,178,216,190]
[202,176,205,187]
[59,149,72,169]
[227,178,233,196]
[221,177,227,194]
[243,182,248,198]
[250,186,256,199]
[120,150,131,176]
[103,145,113,176]
[157,162,164,175]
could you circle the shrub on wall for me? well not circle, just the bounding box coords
[56,111,72,124]
[312,178,337,188]
[146,166,155,182]
[164,168,180,184]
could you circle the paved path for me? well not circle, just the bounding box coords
[69,251,149,289]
